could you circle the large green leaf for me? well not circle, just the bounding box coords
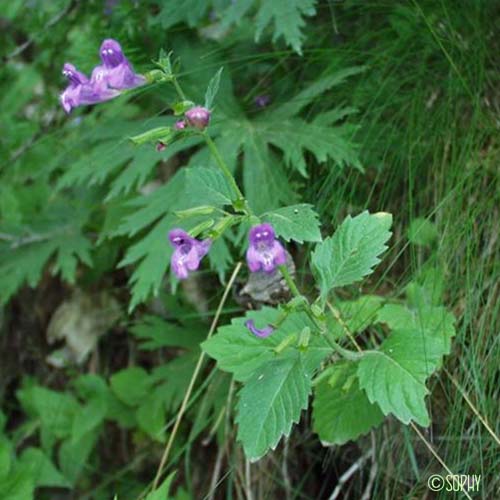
[357,328,450,426]
[236,351,311,461]
[311,211,392,300]
[313,361,384,445]
[202,308,329,382]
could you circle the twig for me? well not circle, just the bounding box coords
[444,367,500,446]
[328,449,372,500]
[361,432,377,500]
[150,262,243,491]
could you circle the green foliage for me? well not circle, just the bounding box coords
[145,472,176,500]
[357,328,450,426]
[312,211,393,300]
[408,218,438,246]
[313,361,384,445]
[263,204,322,243]
[222,0,316,53]
[236,351,311,461]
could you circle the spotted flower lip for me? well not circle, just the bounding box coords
[91,38,146,91]
[60,62,118,114]
[246,223,286,274]
[185,106,211,130]
[168,228,212,280]
[245,319,274,338]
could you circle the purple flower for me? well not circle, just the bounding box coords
[168,229,212,280]
[90,39,146,91]
[185,106,211,130]
[245,319,274,338]
[175,120,186,130]
[246,223,286,273]
[60,63,118,114]
[156,142,166,152]
[254,94,271,109]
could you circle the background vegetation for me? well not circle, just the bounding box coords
[1,0,498,498]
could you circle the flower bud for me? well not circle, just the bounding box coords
[185,106,211,130]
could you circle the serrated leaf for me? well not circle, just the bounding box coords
[312,211,392,299]
[202,308,330,383]
[376,303,455,353]
[357,328,451,426]
[313,361,384,445]
[254,0,316,54]
[204,67,223,109]
[236,351,311,461]
[263,204,322,243]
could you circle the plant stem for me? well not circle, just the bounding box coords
[172,77,186,100]
[203,133,249,214]
[278,264,301,298]
[323,330,366,360]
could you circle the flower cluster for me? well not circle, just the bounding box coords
[60,39,145,113]
[167,222,285,338]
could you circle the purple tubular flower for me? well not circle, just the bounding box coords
[245,319,274,338]
[60,63,118,113]
[175,120,186,130]
[168,228,212,280]
[90,39,146,91]
[185,106,211,130]
[246,223,286,273]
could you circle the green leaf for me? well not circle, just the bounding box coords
[254,0,316,54]
[312,211,392,300]
[236,351,311,461]
[313,361,384,445]
[17,386,80,439]
[376,303,455,353]
[204,67,224,109]
[17,448,70,488]
[145,472,176,500]
[263,204,322,243]
[58,431,98,485]
[110,367,153,407]
[130,315,205,351]
[408,218,438,246]
[357,328,451,426]
[0,469,34,500]
[136,392,166,442]
[202,308,329,382]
